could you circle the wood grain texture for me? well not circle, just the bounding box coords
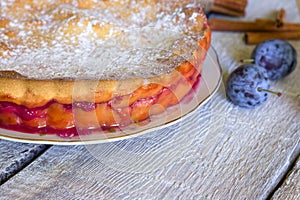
[0,0,299,199]
[272,155,300,200]
[0,140,49,184]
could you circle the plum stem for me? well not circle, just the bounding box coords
[240,59,255,63]
[257,87,282,97]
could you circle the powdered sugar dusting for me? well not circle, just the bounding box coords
[0,0,206,80]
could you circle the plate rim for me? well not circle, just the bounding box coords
[0,47,222,145]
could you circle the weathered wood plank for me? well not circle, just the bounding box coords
[0,140,49,185]
[271,154,300,200]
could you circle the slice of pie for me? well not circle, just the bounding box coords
[0,0,211,138]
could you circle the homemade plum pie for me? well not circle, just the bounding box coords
[0,0,211,138]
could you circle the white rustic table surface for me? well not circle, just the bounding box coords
[0,0,299,199]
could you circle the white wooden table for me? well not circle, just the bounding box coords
[0,0,299,199]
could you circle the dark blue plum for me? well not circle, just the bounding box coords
[251,39,297,80]
[226,64,270,108]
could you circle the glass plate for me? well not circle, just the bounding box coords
[0,47,222,145]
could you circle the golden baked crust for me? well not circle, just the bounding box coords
[0,0,210,108]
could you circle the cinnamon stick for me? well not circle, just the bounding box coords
[214,0,248,5]
[276,8,286,27]
[209,0,247,16]
[209,18,300,32]
[210,4,245,16]
[213,0,247,12]
[245,31,300,44]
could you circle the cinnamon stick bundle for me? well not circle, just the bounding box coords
[210,8,300,44]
